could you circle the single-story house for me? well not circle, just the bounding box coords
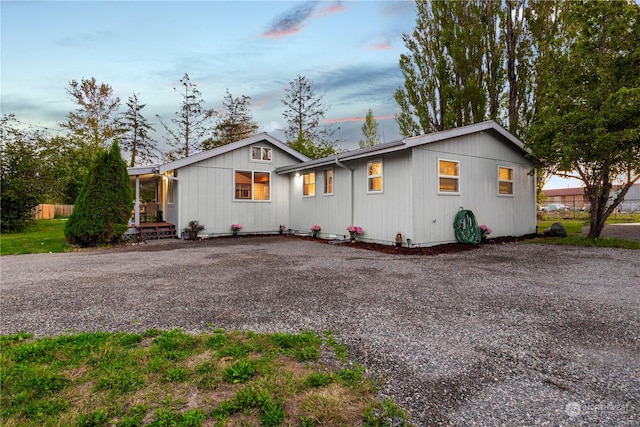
[128,120,537,246]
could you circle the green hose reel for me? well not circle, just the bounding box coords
[454,209,482,244]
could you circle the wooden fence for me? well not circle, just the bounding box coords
[32,204,74,219]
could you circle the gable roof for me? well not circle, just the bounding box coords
[158,133,309,173]
[275,120,528,174]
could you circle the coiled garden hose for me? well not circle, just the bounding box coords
[454,209,481,244]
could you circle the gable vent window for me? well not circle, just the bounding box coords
[251,146,272,162]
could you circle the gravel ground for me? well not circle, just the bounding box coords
[1,237,638,426]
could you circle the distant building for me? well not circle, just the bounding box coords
[542,184,640,212]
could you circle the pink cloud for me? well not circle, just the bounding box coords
[262,1,346,40]
[314,1,347,18]
[263,25,306,39]
[368,42,392,51]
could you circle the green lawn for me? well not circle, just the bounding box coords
[0,219,70,255]
[535,215,640,249]
[0,329,408,427]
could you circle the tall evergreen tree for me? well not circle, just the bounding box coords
[206,90,258,149]
[359,109,380,148]
[156,73,216,159]
[65,142,133,247]
[282,75,339,158]
[527,0,640,238]
[395,0,538,138]
[121,93,158,167]
[395,1,490,135]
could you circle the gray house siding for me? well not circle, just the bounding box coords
[169,143,300,235]
[287,165,353,237]
[410,132,536,245]
[349,152,414,244]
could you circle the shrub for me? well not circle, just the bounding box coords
[64,142,132,247]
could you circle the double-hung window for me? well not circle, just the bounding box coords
[235,170,270,201]
[367,160,383,192]
[324,168,333,195]
[438,159,459,193]
[303,172,315,196]
[498,167,514,195]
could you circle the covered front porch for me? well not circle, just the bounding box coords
[128,166,177,239]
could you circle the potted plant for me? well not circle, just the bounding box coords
[479,224,492,241]
[231,223,243,236]
[347,225,363,242]
[311,225,321,238]
[184,220,205,240]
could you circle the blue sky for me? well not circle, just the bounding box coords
[1,0,581,189]
[1,0,416,151]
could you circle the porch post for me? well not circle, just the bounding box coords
[134,175,140,227]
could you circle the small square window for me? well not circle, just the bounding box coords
[438,159,459,193]
[498,167,513,195]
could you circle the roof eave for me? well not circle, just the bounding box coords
[159,133,309,173]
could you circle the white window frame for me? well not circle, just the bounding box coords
[323,168,333,195]
[303,172,315,197]
[234,170,271,202]
[498,166,514,196]
[438,158,460,194]
[250,146,272,162]
[166,171,175,205]
[367,159,383,193]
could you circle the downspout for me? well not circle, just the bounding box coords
[335,159,354,227]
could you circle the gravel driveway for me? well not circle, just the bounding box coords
[1,237,638,426]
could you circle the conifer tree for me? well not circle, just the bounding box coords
[282,75,339,158]
[206,90,258,148]
[157,73,216,159]
[121,93,158,167]
[65,142,132,247]
[359,109,380,148]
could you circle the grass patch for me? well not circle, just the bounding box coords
[0,219,70,255]
[0,329,411,426]
[534,218,640,249]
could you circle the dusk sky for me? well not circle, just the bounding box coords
[2,0,416,151]
[1,0,581,189]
